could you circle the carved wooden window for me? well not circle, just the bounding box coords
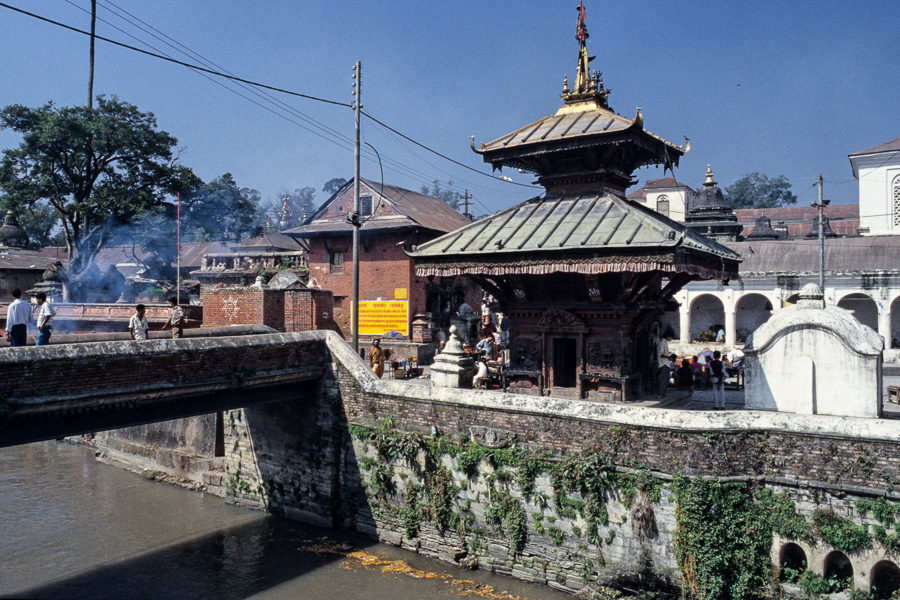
[893,176,900,227]
[330,250,345,274]
[657,195,670,217]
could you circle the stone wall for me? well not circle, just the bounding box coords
[217,331,900,597]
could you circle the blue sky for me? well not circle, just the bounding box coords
[1,1,897,216]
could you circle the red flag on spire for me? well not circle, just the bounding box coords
[576,1,589,43]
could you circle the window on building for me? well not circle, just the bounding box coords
[893,176,900,227]
[360,195,373,216]
[657,195,670,218]
[330,250,345,274]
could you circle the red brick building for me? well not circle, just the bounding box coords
[284,178,474,338]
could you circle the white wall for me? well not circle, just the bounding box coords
[854,153,900,236]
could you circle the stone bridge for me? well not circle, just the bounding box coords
[0,327,326,447]
[6,328,900,596]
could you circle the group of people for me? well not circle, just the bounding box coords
[658,329,745,410]
[4,288,54,346]
[2,293,187,348]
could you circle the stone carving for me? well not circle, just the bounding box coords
[469,426,515,449]
[538,308,584,329]
[511,337,541,368]
[587,341,617,371]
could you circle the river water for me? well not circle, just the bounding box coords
[0,441,575,600]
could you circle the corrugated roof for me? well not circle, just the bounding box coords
[236,233,305,251]
[728,236,900,274]
[0,249,60,270]
[411,193,740,268]
[644,177,692,190]
[849,136,900,157]
[285,177,472,237]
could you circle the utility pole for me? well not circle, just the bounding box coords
[811,175,830,290]
[351,62,362,353]
[88,0,96,108]
[463,190,471,220]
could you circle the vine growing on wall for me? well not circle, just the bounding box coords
[672,474,811,600]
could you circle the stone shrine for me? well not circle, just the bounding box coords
[744,283,883,418]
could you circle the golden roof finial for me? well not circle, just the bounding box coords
[705,165,716,186]
[562,75,570,95]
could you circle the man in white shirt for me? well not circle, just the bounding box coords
[129,304,150,340]
[657,330,674,398]
[34,292,55,346]
[5,288,33,347]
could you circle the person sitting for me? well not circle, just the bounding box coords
[475,334,494,358]
[474,358,490,389]
[727,347,745,369]
[690,355,706,390]
[715,328,725,343]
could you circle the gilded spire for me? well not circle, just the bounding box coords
[704,165,716,186]
[561,2,610,108]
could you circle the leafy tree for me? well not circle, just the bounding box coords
[0,96,190,276]
[322,177,348,196]
[183,173,265,242]
[421,179,462,210]
[723,172,797,209]
[0,195,64,248]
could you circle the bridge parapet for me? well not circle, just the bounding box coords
[0,332,327,446]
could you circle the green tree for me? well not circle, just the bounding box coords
[421,179,462,210]
[723,172,797,209]
[322,177,348,196]
[183,173,264,242]
[0,96,191,276]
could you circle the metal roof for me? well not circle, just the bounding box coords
[476,105,683,158]
[410,193,740,278]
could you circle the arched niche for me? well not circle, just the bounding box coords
[890,296,900,349]
[689,294,724,342]
[735,293,774,343]
[837,293,878,332]
[871,560,900,599]
[823,550,854,589]
[778,542,807,582]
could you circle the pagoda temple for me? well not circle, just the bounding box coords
[411,5,740,400]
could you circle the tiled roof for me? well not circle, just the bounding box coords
[728,236,900,274]
[644,177,692,190]
[0,249,60,270]
[735,205,859,238]
[849,136,900,157]
[236,233,305,251]
[285,178,472,237]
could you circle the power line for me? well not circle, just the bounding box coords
[0,1,351,108]
[362,110,540,189]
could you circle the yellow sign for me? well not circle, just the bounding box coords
[394,287,407,300]
[353,301,408,336]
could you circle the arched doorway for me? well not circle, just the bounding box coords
[838,293,878,332]
[689,294,724,342]
[890,296,900,349]
[735,293,773,343]
[871,560,900,599]
[779,542,807,582]
[824,550,854,591]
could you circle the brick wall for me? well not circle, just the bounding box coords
[201,286,336,333]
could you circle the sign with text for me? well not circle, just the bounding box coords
[353,301,409,336]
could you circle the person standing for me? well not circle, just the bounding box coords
[129,304,150,340]
[34,292,54,346]
[5,289,33,347]
[370,339,385,378]
[161,297,185,338]
[656,330,674,398]
[710,350,726,409]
